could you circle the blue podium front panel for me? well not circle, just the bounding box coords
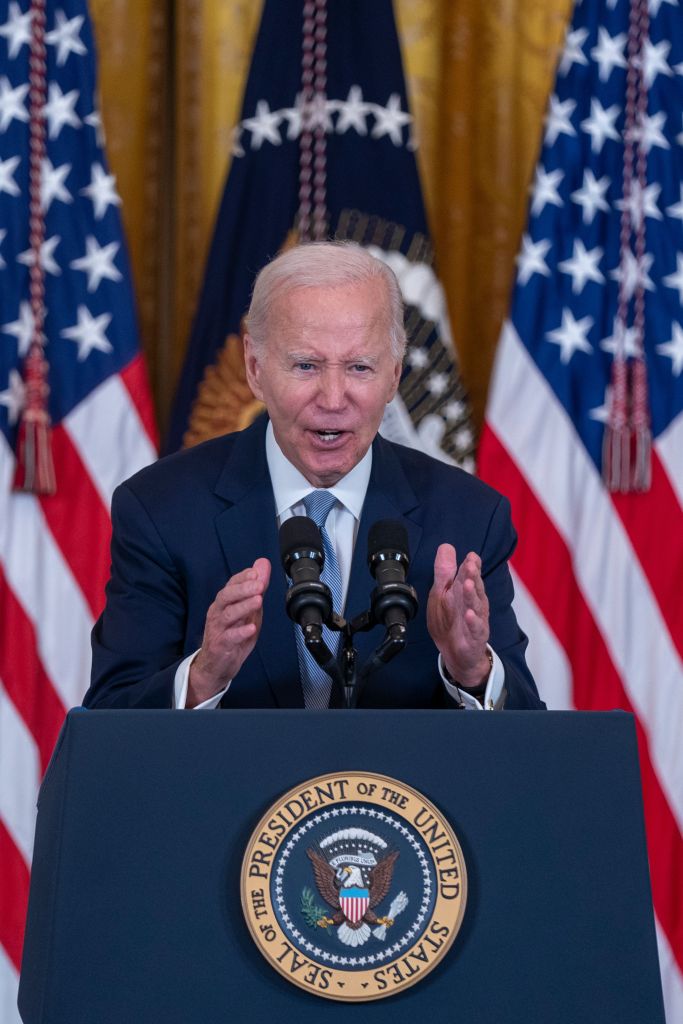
[20,710,665,1024]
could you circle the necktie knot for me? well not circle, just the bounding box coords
[303,489,337,529]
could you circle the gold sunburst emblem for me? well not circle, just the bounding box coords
[182,332,265,449]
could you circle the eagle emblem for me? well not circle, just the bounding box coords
[305,828,408,947]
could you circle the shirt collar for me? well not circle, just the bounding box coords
[265,421,372,520]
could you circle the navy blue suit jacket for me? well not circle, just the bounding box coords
[85,418,544,710]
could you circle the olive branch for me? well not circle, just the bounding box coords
[301,886,332,933]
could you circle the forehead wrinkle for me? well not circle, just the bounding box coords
[284,349,380,366]
[277,315,391,351]
[274,298,391,332]
[278,315,388,338]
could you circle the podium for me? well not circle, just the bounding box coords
[19,710,665,1023]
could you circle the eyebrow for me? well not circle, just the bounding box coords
[286,352,380,366]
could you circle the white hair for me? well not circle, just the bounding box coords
[245,241,407,360]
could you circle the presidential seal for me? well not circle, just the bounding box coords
[241,772,467,1001]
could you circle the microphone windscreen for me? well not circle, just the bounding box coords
[367,519,410,562]
[279,515,323,568]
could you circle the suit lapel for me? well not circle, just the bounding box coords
[213,419,303,707]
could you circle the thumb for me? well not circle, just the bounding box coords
[433,544,457,592]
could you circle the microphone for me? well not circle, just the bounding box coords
[367,520,418,633]
[279,516,333,633]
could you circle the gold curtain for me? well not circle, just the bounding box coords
[90,0,572,435]
[89,0,172,409]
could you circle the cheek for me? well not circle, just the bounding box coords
[269,388,307,424]
[283,386,308,410]
[361,384,394,420]
[288,381,310,397]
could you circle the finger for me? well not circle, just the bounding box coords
[214,577,265,609]
[230,565,260,585]
[208,617,260,654]
[464,553,486,603]
[458,554,486,600]
[214,564,258,593]
[472,569,486,603]
[461,589,486,627]
[461,576,481,607]
[221,622,259,646]
[433,544,457,593]
[253,557,271,590]
[457,551,480,580]
[215,558,271,608]
[463,606,489,643]
[213,593,264,629]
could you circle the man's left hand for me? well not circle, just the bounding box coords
[426,544,491,690]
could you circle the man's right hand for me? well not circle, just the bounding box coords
[187,558,271,708]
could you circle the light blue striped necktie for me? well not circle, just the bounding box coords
[295,490,343,709]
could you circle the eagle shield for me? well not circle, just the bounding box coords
[340,887,370,923]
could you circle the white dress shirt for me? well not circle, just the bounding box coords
[174,422,504,709]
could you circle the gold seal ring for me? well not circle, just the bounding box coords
[241,771,467,1001]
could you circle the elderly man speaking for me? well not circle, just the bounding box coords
[85,243,543,712]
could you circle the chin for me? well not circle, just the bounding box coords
[303,467,345,488]
[302,456,350,488]
[295,448,341,486]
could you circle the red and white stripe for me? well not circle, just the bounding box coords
[340,893,369,924]
[479,320,683,1024]
[0,355,156,1023]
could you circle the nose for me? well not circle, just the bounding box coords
[316,366,347,411]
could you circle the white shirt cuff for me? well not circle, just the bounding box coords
[438,646,505,710]
[173,650,231,709]
[175,648,504,710]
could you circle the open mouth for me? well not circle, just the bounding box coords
[313,429,345,443]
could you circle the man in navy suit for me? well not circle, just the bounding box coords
[85,243,543,711]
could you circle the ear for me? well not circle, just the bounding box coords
[243,334,264,401]
[387,357,402,402]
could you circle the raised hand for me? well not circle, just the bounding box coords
[187,558,271,707]
[426,544,491,690]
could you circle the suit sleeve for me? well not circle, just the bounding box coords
[84,482,189,708]
[481,494,545,710]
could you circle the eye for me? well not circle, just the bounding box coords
[351,363,372,373]
[294,361,315,371]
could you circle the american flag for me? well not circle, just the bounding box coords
[0,1,156,1019]
[478,1,683,1019]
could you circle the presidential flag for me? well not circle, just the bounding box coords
[0,1,156,1018]
[167,0,474,471]
[478,1,683,1019]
